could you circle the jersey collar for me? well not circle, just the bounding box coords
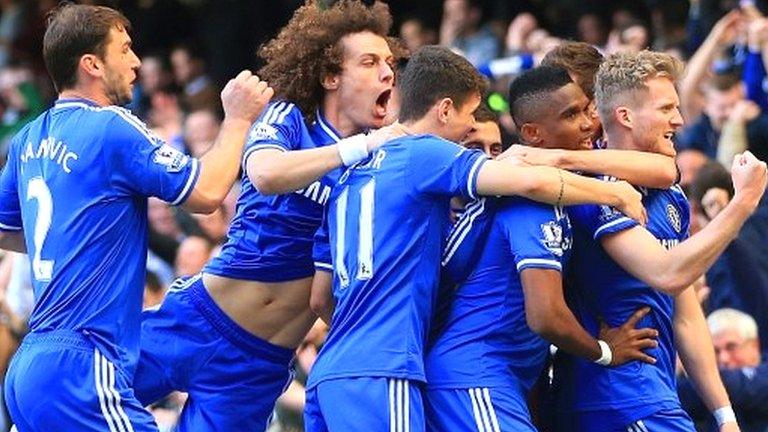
[315,109,342,143]
[54,97,101,109]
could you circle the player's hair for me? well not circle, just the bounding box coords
[595,50,683,128]
[145,271,164,295]
[507,65,573,127]
[258,0,394,123]
[707,308,759,341]
[43,3,131,92]
[397,46,487,122]
[541,41,604,100]
[474,101,498,124]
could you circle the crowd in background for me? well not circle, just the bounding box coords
[0,0,766,431]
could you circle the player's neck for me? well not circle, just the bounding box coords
[320,98,363,138]
[604,128,636,152]
[400,117,435,137]
[59,87,111,107]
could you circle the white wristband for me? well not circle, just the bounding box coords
[337,134,369,166]
[594,340,613,366]
[713,406,737,426]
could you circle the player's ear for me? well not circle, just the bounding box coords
[321,73,340,91]
[80,54,103,79]
[436,98,453,125]
[615,106,633,129]
[519,123,540,144]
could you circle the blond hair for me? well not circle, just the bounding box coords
[595,50,683,127]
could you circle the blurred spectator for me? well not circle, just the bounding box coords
[689,161,768,351]
[183,109,220,158]
[439,0,501,66]
[399,16,437,53]
[677,149,710,191]
[0,61,44,155]
[170,43,221,113]
[678,309,768,432]
[0,0,25,69]
[147,86,185,150]
[677,72,768,167]
[192,207,229,246]
[131,53,174,120]
[143,271,166,310]
[577,12,609,48]
[174,235,213,277]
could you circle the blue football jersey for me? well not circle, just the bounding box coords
[205,101,343,282]
[0,98,199,373]
[307,135,487,388]
[552,182,690,421]
[427,197,572,391]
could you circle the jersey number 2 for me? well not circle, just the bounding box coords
[336,179,374,287]
[27,177,54,281]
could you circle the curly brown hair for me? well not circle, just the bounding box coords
[258,0,394,123]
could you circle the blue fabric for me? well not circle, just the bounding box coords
[305,377,425,432]
[5,330,158,432]
[205,101,343,282]
[308,136,486,388]
[0,98,198,382]
[555,406,695,432]
[134,275,294,432]
[425,386,536,432]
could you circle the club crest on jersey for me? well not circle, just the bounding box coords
[540,221,565,256]
[152,145,189,173]
[249,122,279,142]
[667,204,681,233]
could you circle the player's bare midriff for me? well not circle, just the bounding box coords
[201,272,316,350]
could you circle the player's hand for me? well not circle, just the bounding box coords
[599,307,658,366]
[730,151,768,210]
[498,144,560,167]
[221,70,274,124]
[365,122,411,151]
[728,100,760,124]
[719,422,741,432]
[613,180,647,225]
[711,10,744,47]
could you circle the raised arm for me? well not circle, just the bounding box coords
[601,152,767,296]
[674,289,739,432]
[184,71,274,214]
[475,160,646,224]
[680,10,742,122]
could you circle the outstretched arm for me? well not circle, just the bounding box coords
[476,161,646,224]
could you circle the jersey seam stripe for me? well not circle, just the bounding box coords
[473,388,493,432]
[96,350,127,432]
[0,222,22,230]
[443,198,485,256]
[94,349,120,432]
[314,262,333,271]
[102,106,158,144]
[637,420,650,432]
[104,356,135,432]
[170,157,199,206]
[404,380,410,432]
[481,388,501,432]
[466,156,487,200]
[442,198,486,266]
[389,379,396,432]
[593,217,634,239]
[276,103,294,123]
[468,388,486,432]
[266,102,286,124]
[260,103,280,125]
[516,259,562,271]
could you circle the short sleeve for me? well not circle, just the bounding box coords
[409,137,487,199]
[441,197,496,284]
[498,200,568,272]
[0,140,22,231]
[242,101,302,170]
[105,109,200,205]
[569,203,638,240]
[313,211,332,273]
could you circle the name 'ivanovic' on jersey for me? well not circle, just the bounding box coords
[205,101,345,283]
[19,137,79,174]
